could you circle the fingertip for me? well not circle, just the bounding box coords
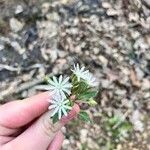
[25,91,51,102]
[48,131,64,150]
[0,92,51,128]
[73,103,80,114]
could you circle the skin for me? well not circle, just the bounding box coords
[0,92,80,150]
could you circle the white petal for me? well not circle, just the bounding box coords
[48,104,57,110]
[62,88,71,95]
[84,70,89,74]
[53,76,58,84]
[51,99,59,104]
[59,75,63,84]
[52,94,62,102]
[81,66,85,71]
[51,106,59,117]
[73,64,76,69]
[63,83,72,88]
[47,79,56,86]
[63,99,69,104]
[62,77,69,85]
[63,105,72,110]
[60,91,66,99]
[61,107,68,116]
[77,64,80,70]
[58,108,62,119]
[53,90,63,98]
[50,101,57,104]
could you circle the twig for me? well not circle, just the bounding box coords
[0,64,21,72]
[0,81,20,100]
[15,79,44,94]
[0,74,53,101]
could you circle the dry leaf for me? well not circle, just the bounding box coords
[130,69,141,87]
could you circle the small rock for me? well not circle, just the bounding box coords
[80,129,88,143]
[144,91,150,99]
[0,44,4,51]
[115,89,127,96]
[129,12,139,22]
[141,78,150,90]
[130,110,144,132]
[102,2,112,9]
[58,50,68,58]
[101,79,111,88]
[121,67,130,75]
[87,138,100,149]
[135,67,144,80]
[116,144,122,150]
[15,5,23,14]
[93,47,99,55]
[49,49,58,63]
[107,9,119,16]
[41,2,50,14]
[62,139,70,149]
[46,12,60,22]
[130,30,140,39]
[98,55,108,66]
[70,28,78,35]
[74,45,82,54]
[9,18,24,32]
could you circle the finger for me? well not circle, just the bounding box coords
[4,104,80,150]
[0,136,14,145]
[0,92,50,128]
[48,131,64,150]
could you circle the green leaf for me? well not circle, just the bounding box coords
[78,91,97,100]
[120,122,133,131]
[79,111,92,123]
[71,74,78,85]
[108,116,120,125]
[52,113,59,124]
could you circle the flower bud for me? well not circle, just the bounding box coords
[88,99,97,106]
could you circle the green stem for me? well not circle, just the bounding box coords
[76,100,89,104]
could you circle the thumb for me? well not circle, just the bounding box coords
[4,104,80,150]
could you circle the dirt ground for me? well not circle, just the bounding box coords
[0,0,150,149]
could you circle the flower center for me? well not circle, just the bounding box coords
[58,102,63,107]
[57,84,62,90]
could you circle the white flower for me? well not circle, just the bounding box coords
[71,64,89,81]
[47,75,72,98]
[83,72,98,87]
[48,95,72,120]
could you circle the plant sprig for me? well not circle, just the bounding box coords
[43,64,98,123]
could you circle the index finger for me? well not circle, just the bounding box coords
[0,92,50,128]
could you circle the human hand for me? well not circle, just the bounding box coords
[0,92,80,150]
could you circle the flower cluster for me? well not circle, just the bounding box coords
[44,64,98,123]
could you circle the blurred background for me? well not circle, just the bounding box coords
[0,0,150,149]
